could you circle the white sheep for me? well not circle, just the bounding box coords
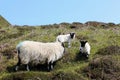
[79,40,91,58]
[56,32,75,48]
[15,41,65,71]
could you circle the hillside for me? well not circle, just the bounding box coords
[0,16,120,80]
[0,15,11,28]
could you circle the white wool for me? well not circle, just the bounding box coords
[16,41,65,65]
[56,34,71,43]
[56,33,75,48]
[80,42,90,54]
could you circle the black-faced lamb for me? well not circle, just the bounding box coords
[56,32,75,48]
[15,41,65,71]
[79,40,91,58]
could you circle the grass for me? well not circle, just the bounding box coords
[0,20,120,80]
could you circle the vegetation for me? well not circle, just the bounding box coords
[0,15,11,28]
[0,16,120,80]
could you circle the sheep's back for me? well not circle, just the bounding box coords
[17,41,64,64]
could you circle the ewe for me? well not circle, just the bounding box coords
[15,41,65,71]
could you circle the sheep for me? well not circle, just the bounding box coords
[79,40,91,59]
[15,41,65,71]
[56,32,75,48]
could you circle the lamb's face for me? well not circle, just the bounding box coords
[80,40,87,47]
[70,32,75,39]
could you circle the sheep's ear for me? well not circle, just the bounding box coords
[61,42,65,47]
[80,40,82,42]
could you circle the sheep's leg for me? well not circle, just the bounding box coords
[50,62,53,70]
[47,61,53,71]
[47,62,50,71]
[15,65,19,71]
[15,56,21,71]
[26,64,30,71]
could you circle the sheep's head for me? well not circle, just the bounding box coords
[70,32,75,39]
[80,40,88,47]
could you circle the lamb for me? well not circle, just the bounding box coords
[15,41,65,71]
[79,40,91,58]
[56,32,75,48]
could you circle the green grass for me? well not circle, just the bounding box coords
[0,22,120,80]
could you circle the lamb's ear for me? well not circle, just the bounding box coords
[85,41,88,43]
[70,32,73,35]
[70,32,75,35]
[70,32,74,39]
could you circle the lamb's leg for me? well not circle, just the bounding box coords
[68,42,71,48]
[86,53,89,59]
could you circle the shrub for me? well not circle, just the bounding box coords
[96,45,120,55]
[83,56,120,80]
[107,22,116,27]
